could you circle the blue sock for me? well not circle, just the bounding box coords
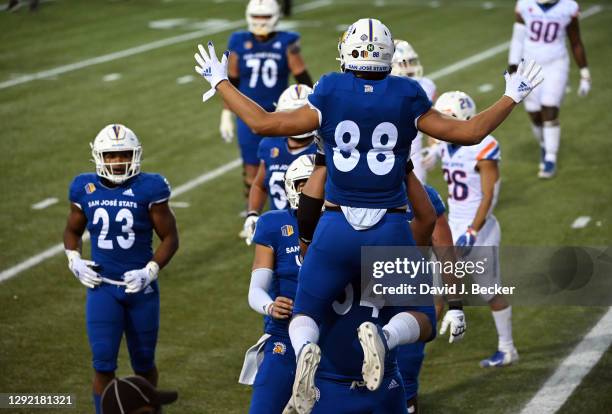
[93,393,101,414]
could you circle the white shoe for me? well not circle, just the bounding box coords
[283,343,321,414]
[479,347,519,367]
[357,322,386,391]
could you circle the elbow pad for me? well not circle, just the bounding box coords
[297,193,324,244]
[509,23,526,65]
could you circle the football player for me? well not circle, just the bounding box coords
[508,0,590,178]
[221,0,313,206]
[195,17,541,413]
[63,124,179,414]
[243,85,318,245]
[426,91,518,367]
[391,39,437,183]
[243,154,314,413]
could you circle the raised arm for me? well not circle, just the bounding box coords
[418,59,543,145]
[195,42,319,137]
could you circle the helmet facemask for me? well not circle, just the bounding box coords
[92,147,142,185]
[284,154,315,209]
[246,0,280,36]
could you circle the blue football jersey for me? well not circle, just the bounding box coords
[228,31,300,111]
[257,137,317,210]
[69,173,171,280]
[407,184,446,220]
[307,72,432,208]
[252,209,301,337]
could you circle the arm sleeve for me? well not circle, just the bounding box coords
[252,215,276,249]
[248,268,274,315]
[149,175,172,208]
[509,22,526,65]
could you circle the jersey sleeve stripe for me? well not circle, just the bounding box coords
[476,141,498,160]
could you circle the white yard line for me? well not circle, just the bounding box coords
[0,5,603,285]
[31,197,58,210]
[571,216,591,229]
[0,0,331,90]
[519,307,612,414]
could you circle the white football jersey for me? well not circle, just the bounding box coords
[439,135,501,223]
[416,76,437,102]
[516,0,579,63]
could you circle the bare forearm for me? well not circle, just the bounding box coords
[216,80,273,134]
[466,97,516,142]
[63,229,82,252]
[248,182,268,213]
[152,236,179,269]
[572,42,588,68]
[471,197,493,231]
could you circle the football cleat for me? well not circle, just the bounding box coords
[479,348,519,368]
[283,343,321,414]
[357,322,387,391]
[538,161,556,179]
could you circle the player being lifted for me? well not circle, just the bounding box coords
[426,92,518,367]
[63,125,179,414]
[195,17,541,413]
[391,39,437,183]
[243,85,318,246]
[241,155,314,413]
[222,0,313,214]
[508,0,590,178]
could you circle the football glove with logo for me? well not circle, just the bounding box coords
[195,42,229,103]
[66,250,102,289]
[503,59,543,103]
[440,309,466,343]
[123,261,159,294]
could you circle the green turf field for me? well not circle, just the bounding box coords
[0,0,611,413]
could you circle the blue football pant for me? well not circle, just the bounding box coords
[86,282,160,373]
[249,335,296,414]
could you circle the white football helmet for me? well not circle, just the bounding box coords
[434,91,477,121]
[246,0,280,36]
[90,124,142,184]
[285,154,315,210]
[276,84,316,139]
[391,39,423,78]
[338,18,394,73]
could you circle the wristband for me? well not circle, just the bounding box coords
[580,67,591,80]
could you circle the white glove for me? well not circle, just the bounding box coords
[421,144,440,171]
[439,309,466,343]
[220,109,235,143]
[123,261,159,294]
[244,213,259,246]
[66,250,102,289]
[194,41,229,103]
[503,60,544,103]
[578,67,591,97]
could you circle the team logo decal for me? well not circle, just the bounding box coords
[85,183,96,194]
[244,40,253,49]
[281,225,294,237]
[359,34,368,41]
[364,85,373,93]
[351,49,359,58]
[360,50,368,58]
[367,44,374,52]
[270,147,280,158]
[273,342,287,355]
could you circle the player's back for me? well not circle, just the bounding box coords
[309,72,432,209]
[252,208,301,337]
[440,136,500,223]
[69,172,170,280]
[517,0,579,63]
[258,137,317,210]
[228,30,299,111]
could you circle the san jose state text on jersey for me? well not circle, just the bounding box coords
[69,173,171,280]
[228,31,300,111]
[308,72,432,208]
[257,137,317,210]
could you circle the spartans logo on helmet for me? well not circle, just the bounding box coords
[91,124,142,184]
[338,18,395,73]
